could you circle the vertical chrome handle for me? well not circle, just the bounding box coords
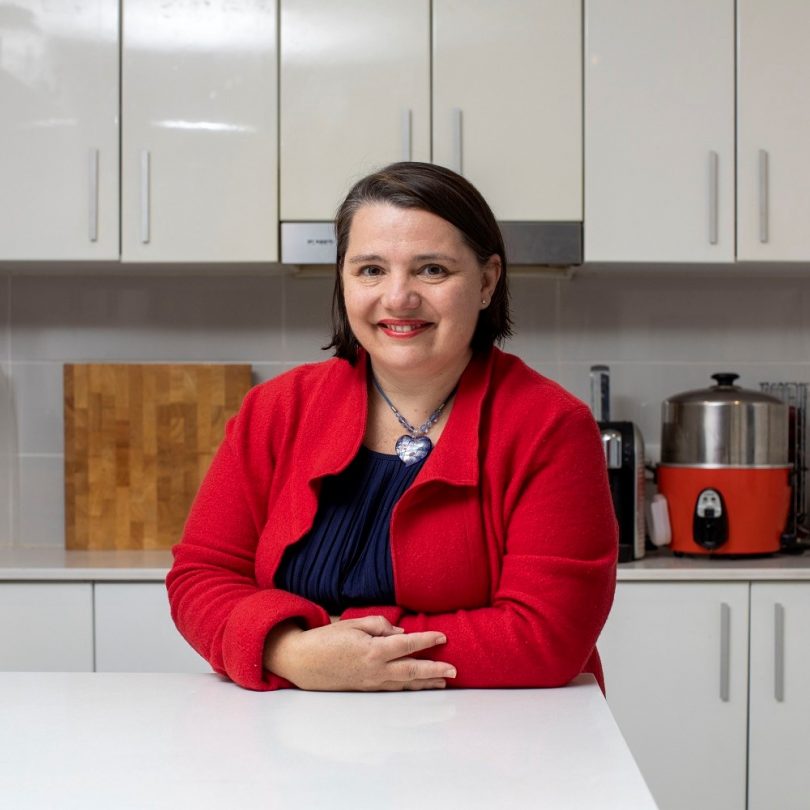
[140,149,151,244]
[758,149,769,244]
[88,148,99,243]
[720,602,731,702]
[774,602,785,702]
[708,151,719,245]
[452,108,463,175]
[401,109,412,162]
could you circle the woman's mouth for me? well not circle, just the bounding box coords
[377,320,432,338]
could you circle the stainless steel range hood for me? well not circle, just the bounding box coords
[280,221,582,267]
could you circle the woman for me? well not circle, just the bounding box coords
[167,162,617,692]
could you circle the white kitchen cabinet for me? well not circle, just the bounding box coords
[94,583,209,673]
[585,0,735,262]
[737,1,810,261]
[121,0,278,262]
[0,583,93,671]
[598,582,749,810]
[432,0,581,221]
[279,0,430,221]
[0,1,119,261]
[748,582,810,810]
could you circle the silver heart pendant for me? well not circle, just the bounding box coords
[395,434,432,466]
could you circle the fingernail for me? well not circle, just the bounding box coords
[444,667,457,678]
[435,635,447,645]
[393,626,405,633]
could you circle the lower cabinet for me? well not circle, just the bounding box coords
[94,583,209,673]
[599,580,810,810]
[0,581,207,674]
[598,582,749,810]
[747,583,810,810]
[0,583,94,671]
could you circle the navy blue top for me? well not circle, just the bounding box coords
[274,446,426,615]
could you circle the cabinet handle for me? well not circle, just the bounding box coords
[140,150,151,244]
[758,149,769,244]
[774,602,785,702]
[708,150,719,245]
[720,602,730,702]
[401,109,412,162]
[452,108,463,175]
[88,148,99,243]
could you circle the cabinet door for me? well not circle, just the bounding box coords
[433,0,581,221]
[94,583,210,673]
[280,0,430,221]
[0,583,93,671]
[0,1,119,260]
[585,0,735,262]
[748,583,810,810]
[737,2,810,261]
[598,582,748,810]
[121,0,278,262]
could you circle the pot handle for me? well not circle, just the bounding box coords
[711,373,739,387]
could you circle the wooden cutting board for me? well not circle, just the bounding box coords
[64,364,252,550]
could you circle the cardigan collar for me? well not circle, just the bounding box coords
[302,348,496,488]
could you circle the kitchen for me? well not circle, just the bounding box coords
[1,1,810,808]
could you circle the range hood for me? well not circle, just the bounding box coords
[280,221,582,267]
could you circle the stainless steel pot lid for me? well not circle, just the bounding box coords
[661,373,789,467]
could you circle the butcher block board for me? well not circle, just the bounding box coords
[64,364,252,551]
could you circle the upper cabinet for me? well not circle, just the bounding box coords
[121,0,278,262]
[433,0,581,222]
[279,0,582,229]
[585,0,735,263]
[279,0,430,222]
[737,1,810,261]
[0,1,119,260]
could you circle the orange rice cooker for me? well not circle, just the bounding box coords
[657,373,791,556]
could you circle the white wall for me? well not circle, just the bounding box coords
[1,267,809,547]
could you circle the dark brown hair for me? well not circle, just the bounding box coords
[326,161,512,362]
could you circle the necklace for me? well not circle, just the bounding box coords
[371,374,458,466]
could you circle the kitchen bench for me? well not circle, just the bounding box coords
[0,671,656,809]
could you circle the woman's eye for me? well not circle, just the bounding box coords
[359,265,383,277]
[420,264,447,278]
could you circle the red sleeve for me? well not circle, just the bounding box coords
[344,405,617,689]
[166,415,329,691]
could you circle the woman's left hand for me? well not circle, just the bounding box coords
[263,615,454,691]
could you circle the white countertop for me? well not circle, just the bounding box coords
[0,672,656,810]
[1,546,809,581]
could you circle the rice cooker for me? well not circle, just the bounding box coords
[657,373,791,556]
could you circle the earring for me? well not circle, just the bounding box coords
[481,298,488,306]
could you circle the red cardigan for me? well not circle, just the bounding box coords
[167,348,618,691]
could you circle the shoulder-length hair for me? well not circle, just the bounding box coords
[326,161,512,362]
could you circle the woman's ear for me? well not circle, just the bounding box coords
[480,255,502,302]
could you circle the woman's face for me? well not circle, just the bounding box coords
[341,202,501,382]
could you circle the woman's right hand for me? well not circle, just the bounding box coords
[262,615,455,691]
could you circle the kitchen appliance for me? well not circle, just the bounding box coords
[657,373,791,556]
[590,366,646,562]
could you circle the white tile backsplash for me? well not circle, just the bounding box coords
[16,455,64,548]
[12,362,63,455]
[2,267,809,547]
[10,274,285,362]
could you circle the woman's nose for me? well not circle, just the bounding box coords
[382,275,420,310]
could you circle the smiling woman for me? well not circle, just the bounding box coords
[167,162,618,693]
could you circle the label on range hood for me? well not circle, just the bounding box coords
[281,222,337,264]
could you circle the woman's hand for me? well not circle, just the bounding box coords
[263,615,455,691]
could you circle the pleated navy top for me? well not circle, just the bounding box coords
[274,446,427,615]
